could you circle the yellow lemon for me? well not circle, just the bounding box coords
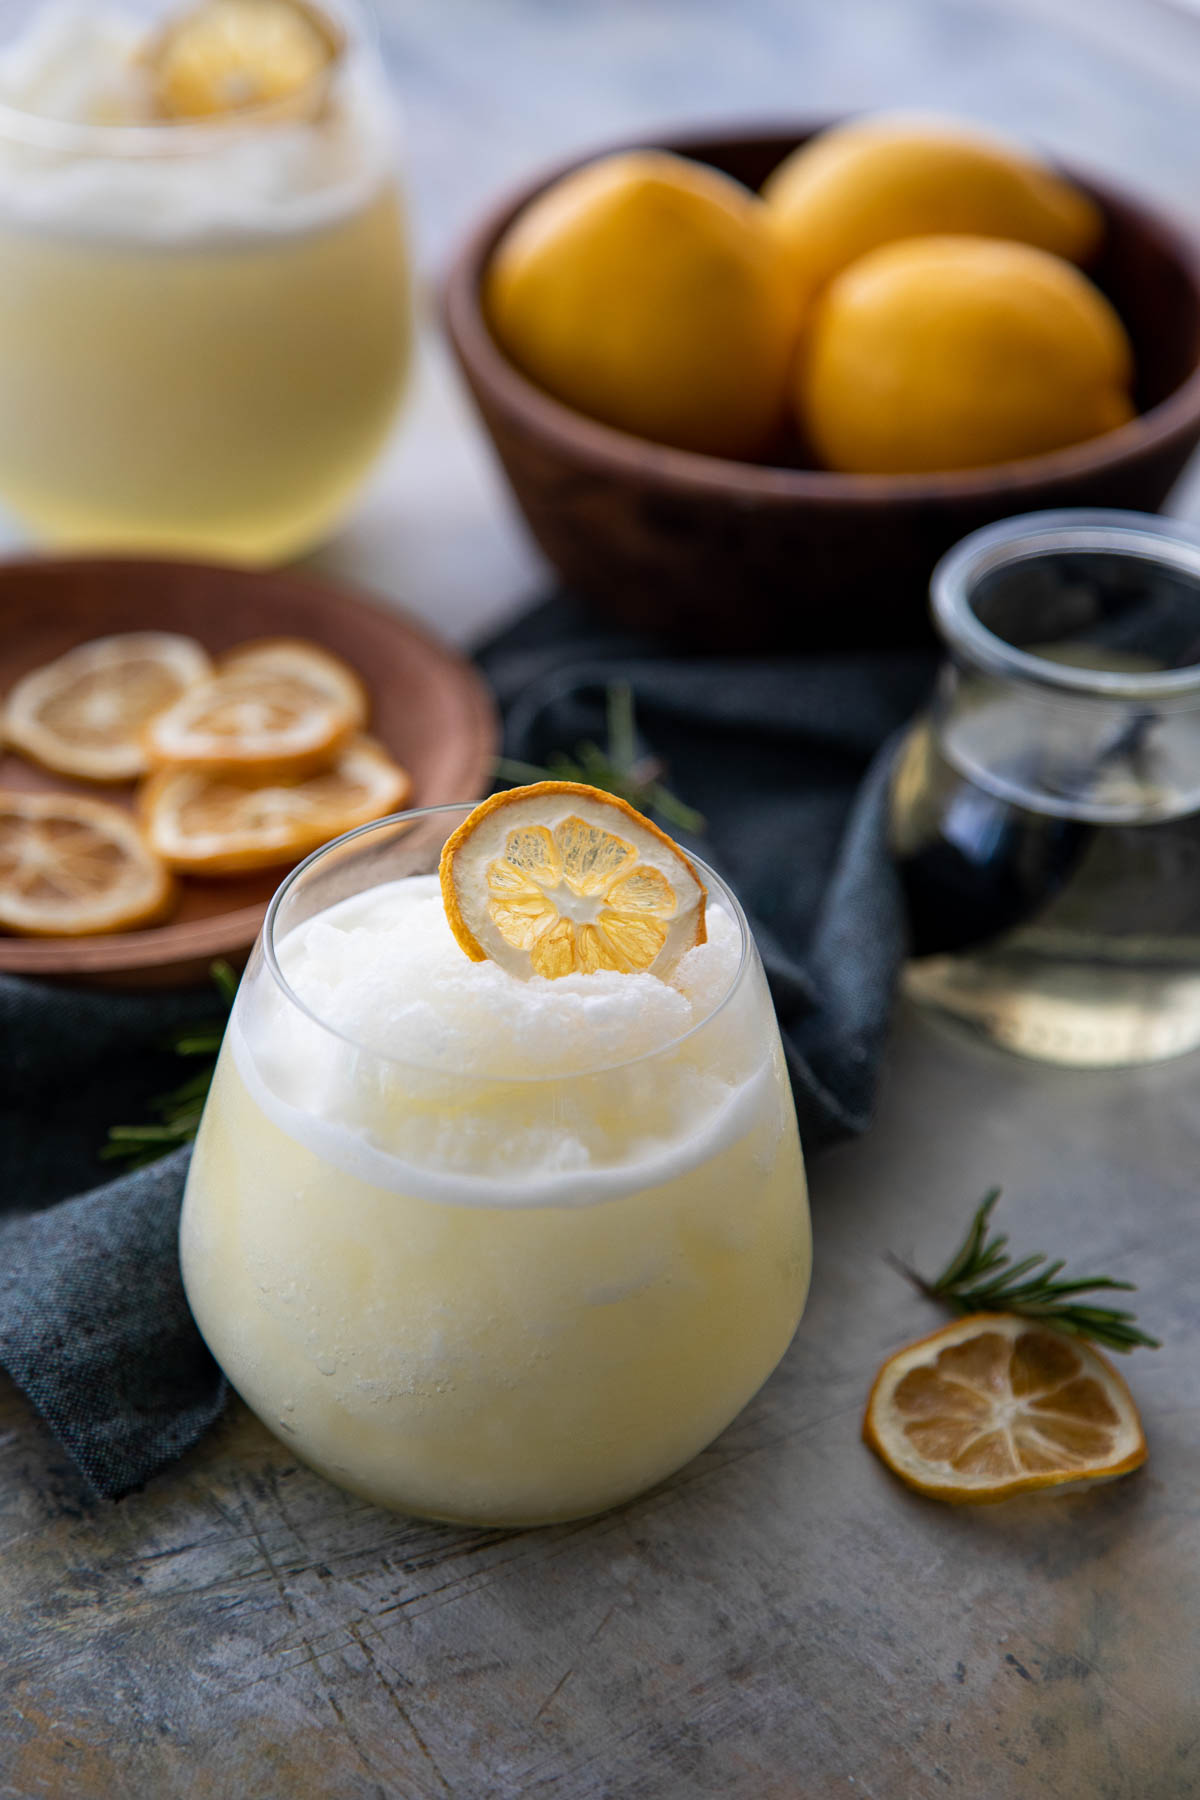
[485,151,799,460]
[799,235,1135,475]
[763,115,1102,315]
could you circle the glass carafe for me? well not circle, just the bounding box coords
[891,509,1200,1067]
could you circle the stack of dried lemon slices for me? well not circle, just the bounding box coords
[0,631,410,937]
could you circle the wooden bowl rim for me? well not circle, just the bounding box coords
[0,553,499,980]
[444,118,1200,506]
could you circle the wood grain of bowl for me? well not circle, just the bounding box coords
[0,558,498,986]
[444,123,1200,652]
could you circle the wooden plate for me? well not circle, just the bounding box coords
[0,557,499,986]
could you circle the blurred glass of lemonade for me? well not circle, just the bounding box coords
[0,2,411,562]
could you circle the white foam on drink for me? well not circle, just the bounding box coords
[0,5,391,244]
[232,875,782,1208]
[275,875,741,1079]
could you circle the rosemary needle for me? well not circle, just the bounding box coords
[494,682,705,835]
[102,959,238,1170]
[890,1188,1160,1354]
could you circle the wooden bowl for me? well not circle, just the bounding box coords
[444,123,1200,652]
[0,557,498,986]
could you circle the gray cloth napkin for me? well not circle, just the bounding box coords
[0,602,934,1500]
[0,980,226,1498]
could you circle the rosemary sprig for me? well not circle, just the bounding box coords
[495,682,705,835]
[102,959,238,1170]
[890,1188,1160,1354]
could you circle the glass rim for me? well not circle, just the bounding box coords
[930,508,1200,706]
[0,0,378,158]
[259,802,754,1083]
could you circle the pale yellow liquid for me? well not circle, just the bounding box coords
[181,1040,810,1526]
[0,185,410,562]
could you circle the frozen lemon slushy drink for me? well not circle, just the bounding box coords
[181,787,811,1525]
[0,0,409,561]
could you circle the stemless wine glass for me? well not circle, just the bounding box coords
[0,0,411,561]
[891,509,1200,1067]
[180,807,811,1526]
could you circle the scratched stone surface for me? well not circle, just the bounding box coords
[2,998,1198,1799]
[3,0,1200,1793]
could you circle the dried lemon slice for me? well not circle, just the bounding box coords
[0,792,173,936]
[141,736,410,874]
[149,0,341,121]
[4,633,211,782]
[219,638,367,694]
[440,781,707,981]
[143,639,367,777]
[864,1313,1147,1503]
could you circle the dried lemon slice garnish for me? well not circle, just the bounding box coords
[0,792,174,936]
[141,735,410,873]
[149,0,341,121]
[4,633,211,783]
[863,1313,1147,1503]
[143,638,367,777]
[440,781,706,980]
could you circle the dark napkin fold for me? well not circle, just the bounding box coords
[0,598,933,1500]
[0,980,227,1497]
